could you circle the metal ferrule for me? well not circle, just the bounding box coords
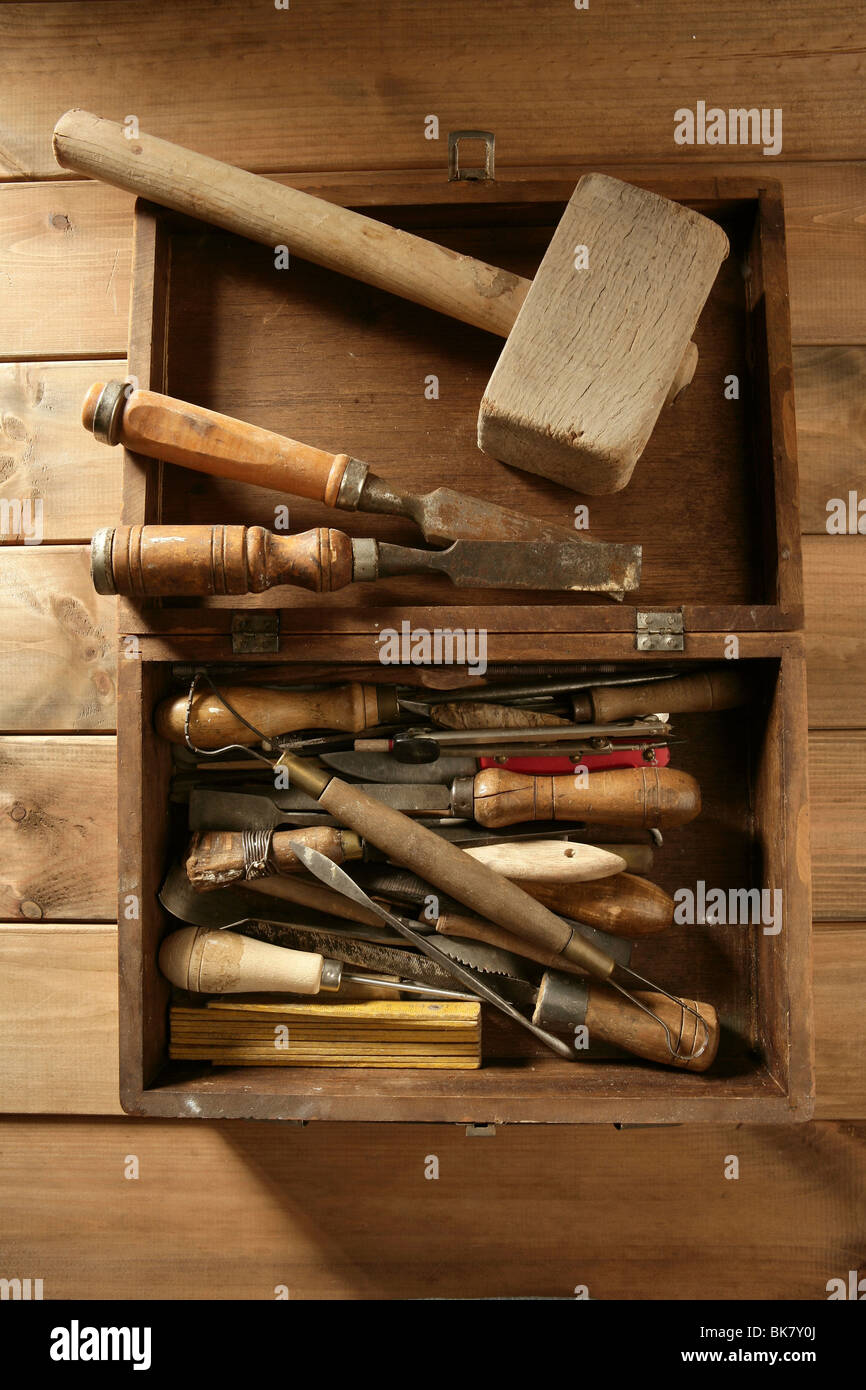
[334,457,371,511]
[532,973,589,1031]
[319,959,343,991]
[90,527,117,595]
[449,775,476,819]
[351,537,380,584]
[272,753,331,797]
[90,379,129,446]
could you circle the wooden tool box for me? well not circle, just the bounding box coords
[115,165,813,1124]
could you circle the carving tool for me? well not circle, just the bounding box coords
[159,926,474,1000]
[186,764,698,831]
[82,380,640,594]
[356,863,674,938]
[570,668,752,722]
[293,842,717,1069]
[90,523,640,597]
[56,111,728,492]
[322,746,670,778]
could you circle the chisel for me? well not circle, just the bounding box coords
[91,523,640,597]
[82,380,640,584]
[570,668,752,722]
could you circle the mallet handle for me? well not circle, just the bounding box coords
[55,110,696,385]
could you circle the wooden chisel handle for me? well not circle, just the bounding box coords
[82,382,355,505]
[154,681,397,747]
[469,766,701,829]
[531,976,719,1071]
[54,111,697,390]
[572,669,751,723]
[159,927,333,995]
[523,873,674,936]
[185,826,364,890]
[92,523,356,597]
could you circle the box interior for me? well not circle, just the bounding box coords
[122,191,788,623]
[121,654,802,1120]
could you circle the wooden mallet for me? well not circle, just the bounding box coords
[53,110,728,494]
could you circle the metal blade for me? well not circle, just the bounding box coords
[377,537,641,594]
[413,485,617,550]
[321,751,476,784]
[189,783,450,828]
[426,933,536,985]
[287,842,576,1060]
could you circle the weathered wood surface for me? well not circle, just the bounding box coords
[0,737,116,920]
[0,1115,863,1297]
[803,538,866,729]
[3,163,865,360]
[809,732,866,920]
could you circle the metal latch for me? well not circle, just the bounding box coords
[465,1123,496,1137]
[448,130,495,182]
[635,610,684,652]
[231,612,280,654]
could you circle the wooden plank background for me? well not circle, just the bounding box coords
[0,0,863,1300]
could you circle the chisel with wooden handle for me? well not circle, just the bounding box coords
[158,926,472,1001]
[90,523,638,596]
[570,668,752,722]
[81,381,639,579]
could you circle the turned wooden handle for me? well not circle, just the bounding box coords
[82,382,355,506]
[158,927,326,995]
[94,524,354,597]
[185,826,363,889]
[464,840,626,882]
[573,669,752,723]
[471,766,701,829]
[55,111,697,389]
[154,681,389,747]
[523,873,675,936]
[582,984,719,1070]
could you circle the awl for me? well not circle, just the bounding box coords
[83,380,641,595]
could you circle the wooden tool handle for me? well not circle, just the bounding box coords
[154,681,388,747]
[82,382,354,506]
[582,984,719,1070]
[471,766,701,829]
[524,873,675,936]
[96,523,354,597]
[158,927,327,995]
[463,840,626,882]
[55,113,696,387]
[185,826,363,889]
[309,769,616,977]
[54,109,527,338]
[575,669,752,723]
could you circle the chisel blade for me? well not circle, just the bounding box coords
[378,537,641,594]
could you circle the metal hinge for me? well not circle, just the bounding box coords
[465,1123,496,1137]
[231,612,280,654]
[635,609,684,652]
[448,130,495,182]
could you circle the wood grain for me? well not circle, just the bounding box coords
[1,2,864,178]
[0,184,131,358]
[814,925,866,1118]
[0,737,116,920]
[0,361,124,541]
[0,925,120,1113]
[809,732,866,920]
[804,537,866,729]
[795,346,866,533]
[2,163,864,360]
[0,546,116,730]
[0,1116,863,1297]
